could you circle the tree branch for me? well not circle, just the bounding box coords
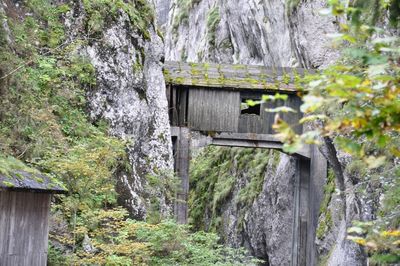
[319,136,347,218]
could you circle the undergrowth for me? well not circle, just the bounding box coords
[189,146,279,233]
[206,6,221,47]
[0,0,257,264]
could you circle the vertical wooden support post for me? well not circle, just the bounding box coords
[174,127,190,224]
[299,157,310,265]
[291,156,311,266]
[291,158,301,266]
[307,145,328,265]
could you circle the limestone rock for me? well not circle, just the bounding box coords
[65,1,174,219]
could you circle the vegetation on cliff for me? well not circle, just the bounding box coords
[0,0,256,264]
[189,147,279,236]
[269,0,400,263]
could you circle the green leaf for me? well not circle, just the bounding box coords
[300,95,325,113]
[299,114,328,124]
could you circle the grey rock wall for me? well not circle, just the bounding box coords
[66,3,174,220]
[165,0,338,68]
[241,154,296,265]
[153,0,171,30]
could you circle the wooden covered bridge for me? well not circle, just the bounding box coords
[163,61,327,266]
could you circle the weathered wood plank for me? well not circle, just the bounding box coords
[238,115,262,134]
[0,191,51,266]
[172,86,178,126]
[174,127,190,224]
[187,88,240,132]
[212,132,311,158]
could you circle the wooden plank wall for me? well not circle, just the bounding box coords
[167,85,189,127]
[0,191,51,266]
[187,88,240,132]
[238,115,262,133]
[170,87,303,134]
[239,92,303,134]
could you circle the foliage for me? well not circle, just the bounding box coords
[348,221,400,264]
[286,0,302,13]
[267,0,400,262]
[172,0,203,34]
[206,7,221,46]
[189,146,278,233]
[0,1,259,265]
[316,168,335,239]
[50,208,259,265]
[145,171,181,224]
[82,0,155,39]
[0,154,40,177]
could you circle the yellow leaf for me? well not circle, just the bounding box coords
[364,156,386,169]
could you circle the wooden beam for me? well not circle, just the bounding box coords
[212,132,311,158]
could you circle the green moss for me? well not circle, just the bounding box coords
[172,0,201,33]
[156,28,164,42]
[0,154,65,189]
[282,73,291,85]
[286,0,301,13]
[180,47,188,61]
[206,7,221,46]
[220,39,233,50]
[82,0,155,40]
[345,159,368,177]
[174,77,185,85]
[232,64,247,70]
[318,246,335,266]
[2,181,15,187]
[189,147,279,232]
[317,210,333,239]
[316,168,336,239]
[132,61,143,74]
[0,155,38,177]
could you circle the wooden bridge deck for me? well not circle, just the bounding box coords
[164,61,313,91]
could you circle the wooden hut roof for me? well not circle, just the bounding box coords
[163,61,314,91]
[0,156,66,193]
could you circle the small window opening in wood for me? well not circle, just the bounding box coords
[241,98,261,115]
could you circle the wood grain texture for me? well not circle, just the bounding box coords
[170,86,303,134]
[187,88,240,132]
[0,191,51,266]
[173,128,190,224]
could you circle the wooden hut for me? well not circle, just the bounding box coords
[0,157,66,266]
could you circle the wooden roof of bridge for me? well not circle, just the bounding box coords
[163,61,314,91]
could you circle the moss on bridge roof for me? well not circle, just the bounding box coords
[163,61,314,91]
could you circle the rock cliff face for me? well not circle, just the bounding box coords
[164,0,338,68]
[152,0,171,30]
[223,153,297,265]
[160,0,367,265]
[65,1,174,219]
